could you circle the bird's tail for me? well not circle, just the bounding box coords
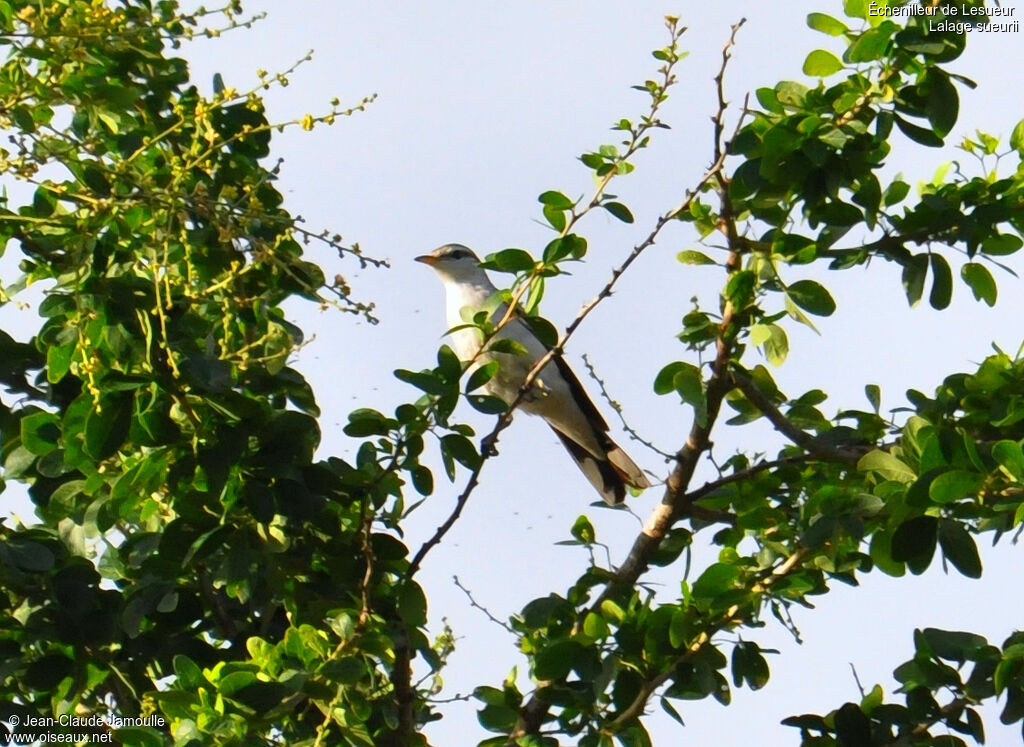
[549,427,650,505]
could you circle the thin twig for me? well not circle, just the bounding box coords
[454,575,514,633]
[729,367,865,463]
[581,353,675,461]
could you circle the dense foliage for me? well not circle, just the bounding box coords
[0,1,1022,746]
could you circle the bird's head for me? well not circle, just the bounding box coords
[415,244,488,283]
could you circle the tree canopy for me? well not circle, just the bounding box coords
[1,1,1023,746]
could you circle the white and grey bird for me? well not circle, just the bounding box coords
[416,243,650,504]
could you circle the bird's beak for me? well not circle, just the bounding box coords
[415,254,438,266]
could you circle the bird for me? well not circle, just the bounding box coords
[415,243,650,504]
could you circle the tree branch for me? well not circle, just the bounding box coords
[729,367,863,463]
[512,20,748,741]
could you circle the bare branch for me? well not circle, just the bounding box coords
[581,353,676,462]
[454,575,514,633]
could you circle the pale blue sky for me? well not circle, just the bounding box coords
[6,1,1024,744]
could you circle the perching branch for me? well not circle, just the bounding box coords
[512,20,748,741]
[408,22,713,581]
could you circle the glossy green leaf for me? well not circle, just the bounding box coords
[894,114,943,147]
[692,562,740,599]
[20,411,61,457]
[929,469,983,503]
[538,190,575,210]
[802,49,843,77]
[992,440,1024,480]
[677,250,717,265]
[891,515,938,568]
[925,70,958,138]
[865,384,881,413]
[901,254,929,307]
[980,234,1023,256]
[928,254,952,310]
[570,514,596,544]
[1010,117,1024,152]
[465,361,499,393]
[883,179,910,206]
[961,263,997,306]
[467,394,507,414]
[806,12,848,36]
[533,639,584,680]
[602,201,634,223]
[937,521,982,579]
[787,279,836,316]
[486,248,535,273]
[83,393,132,461]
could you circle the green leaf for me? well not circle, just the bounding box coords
[786,279,836,316]
[925,70,958,138]
[477,704,518,733]
[937,521,982,579]
[488,338,529,356]
[343,408,391,437]
[921,627,988,662]
[865,384,881,413]
[542,234,587,263]
[961,263,997,306]
[485,248,535,273]
[692,562,739,599]
[755,87,783,114]
[928,254,952,310]
[843,0,868,20]
[980,234,1023,256]
[883,179,910,206]
[891,515,938,569]
[4,538,55,572]
[992,440,1024,480]
[750,323,788,367]
[46,342,75,383]
[394,368,448,395]
[411,465,433,496]
[543,204,566,232]
[677,250,717,265]
[533,639,584,680]
[929,469,983,503]
[894,114,943,147]
[807,12,848,36]
[441,434,481,471]
[834,703,871,745]
[602,202,634,223]
[901,254,928,307]
[570,515,596,544]
[465,361,499,393]
[20,411,61,457]
[731,641,770,690]
[858,450,916,483]
[654,361,690,396]
[467,394,507,414]
[397,581,428,626]
[846,23,894,62]
[1010,118,1024,152]
[582,612,609,639]
[538,190,575,210]
[83,393,132,461]
[802,49,843,77]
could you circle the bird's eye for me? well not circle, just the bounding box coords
[450,249,467,259]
